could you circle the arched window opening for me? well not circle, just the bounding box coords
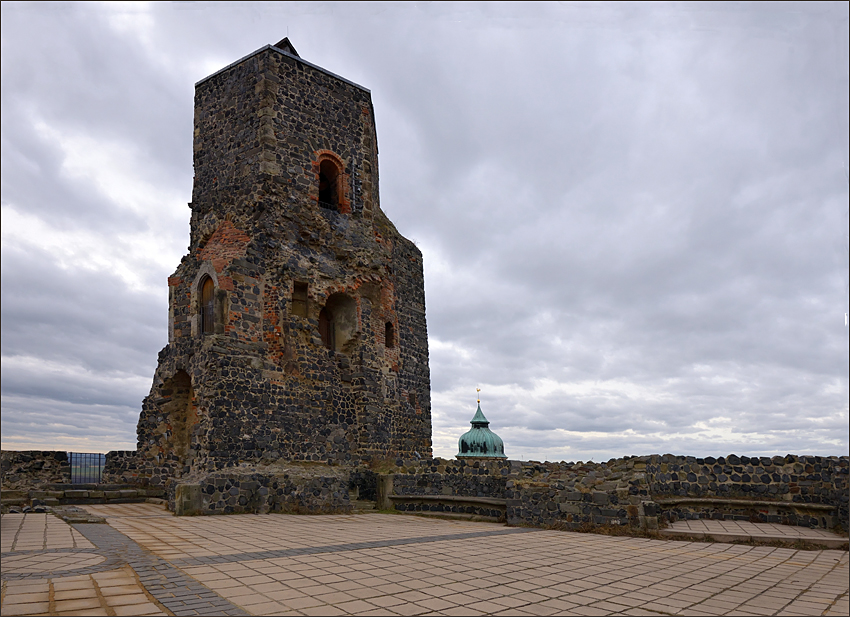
[385,322,395,349]
[200,277,215,335]
[318,159,339,210]
[319,307,334,349]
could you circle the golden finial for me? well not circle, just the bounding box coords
[476,387,481,404]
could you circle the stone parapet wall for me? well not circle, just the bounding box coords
[644,454,848,530]
[505,482,641,528]
[1,450,70,489]
[102,451,151,485]
[643,454,845,502]
[389,459,510,518]
[386,454,849,531]
[506,454,848,530]
[5,449,846,531]
[390,458,511,498]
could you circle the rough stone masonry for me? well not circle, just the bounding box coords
[129,38,431,487]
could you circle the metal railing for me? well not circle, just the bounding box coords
[68,452,106,484]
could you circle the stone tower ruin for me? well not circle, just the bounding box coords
[134,39,432,484]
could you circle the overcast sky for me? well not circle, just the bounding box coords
[2,2,848,462]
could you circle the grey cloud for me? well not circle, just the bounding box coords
[1,244,165,375]
[1,395,138,448]
[1,112,150,232]
[2,4,193,197]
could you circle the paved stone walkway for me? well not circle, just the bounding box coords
[662,520,849,549]
[2,505,848,616]
[1,512,247,616]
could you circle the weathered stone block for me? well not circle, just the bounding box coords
[175,484,202,516]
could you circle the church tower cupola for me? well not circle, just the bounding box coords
[457,398,507,459]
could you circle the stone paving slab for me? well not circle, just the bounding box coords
[1,513,95,552]
[661,520,849,549]
[3,506,849,616]
[1,566,168,616]
[2,512,249,616]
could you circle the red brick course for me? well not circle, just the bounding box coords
[198,221,250,273]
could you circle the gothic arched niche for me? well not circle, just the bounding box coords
[320,293,358,352]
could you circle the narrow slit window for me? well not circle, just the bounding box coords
[292,282,308,318]
[385,322,395,349]
[318,159,339,210]
[201,277,215,335]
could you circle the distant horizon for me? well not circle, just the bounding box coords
[2,441,847,463]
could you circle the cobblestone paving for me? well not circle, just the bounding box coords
[3,506,849,616]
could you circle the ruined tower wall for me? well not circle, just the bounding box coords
[132,42,431,485]
[190,57,265,215]
[387,228,431,457]
[190,46,378,230]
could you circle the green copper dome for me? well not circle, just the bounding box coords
[457,403,507,459]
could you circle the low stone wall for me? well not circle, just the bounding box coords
[386,454,849,532]
[384,457,642,527]
[645,454,845,501]
[505,481,641,528]
[169,464,354,515]
[1,450,164,511]
[645,454,848,530]
[1,450,70,489]
[390,459,510,497]
[5,448,846,531]
[390,495,507,520]
[501,458,648,528]
[388,458,510,518]
[30,485,165,507]
[103,450,151,485]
